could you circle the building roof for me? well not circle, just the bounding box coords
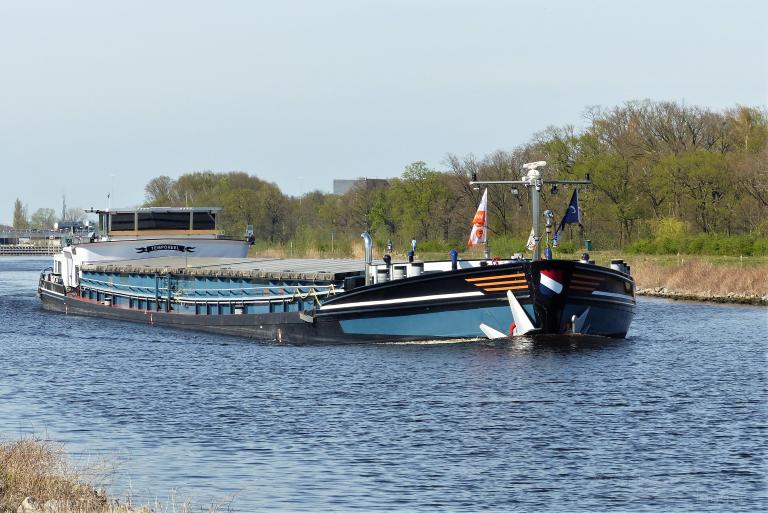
[87,207,223,215]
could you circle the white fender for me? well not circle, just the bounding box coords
[572,307,591,334]
[479,323,507,339]
[507,290,537,336]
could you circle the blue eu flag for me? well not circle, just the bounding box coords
[552,189,580,246]
[562,189,580,224]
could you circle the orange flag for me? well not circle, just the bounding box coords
[468,188,488,247]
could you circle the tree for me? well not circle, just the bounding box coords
[369,189,398,237]
[219,188,260,237]
[63,207,87,223]
[12,198,28,229]
[575,134,644,246]
[29,208,57,229]
[176,171,221,205]
[388,162,451,241]
[258,182,288,243]
[144,176,180,205]
[656,151,731,233]
[725,106,768,154]
[347,178,389,231]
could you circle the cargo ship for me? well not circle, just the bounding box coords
[38,163,636,343]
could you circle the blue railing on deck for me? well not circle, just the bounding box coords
[78,274,338,304]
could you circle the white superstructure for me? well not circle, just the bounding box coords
[52,207,249,288]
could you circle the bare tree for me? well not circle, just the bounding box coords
[30,208,57,229]
[144,175,179,205]
[64,207,87,223]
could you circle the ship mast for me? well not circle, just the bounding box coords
[470,161,591,261]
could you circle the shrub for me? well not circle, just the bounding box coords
[552,240,579,254]
[417,239,459,253]
[628,233,768,256]
[654,217,687,239]
[753,238,768,256]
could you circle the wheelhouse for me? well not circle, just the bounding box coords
[91,207,222,239]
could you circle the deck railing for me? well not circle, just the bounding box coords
[79,275,337,304]
[0,245,59,256]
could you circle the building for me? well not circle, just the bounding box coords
[333,178,389,195]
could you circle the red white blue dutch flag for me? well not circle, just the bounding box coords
[539,269,564,296]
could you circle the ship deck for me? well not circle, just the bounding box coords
[80,256,380,281]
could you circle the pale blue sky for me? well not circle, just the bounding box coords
[1,0,765,224]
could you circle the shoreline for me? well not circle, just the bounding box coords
[635,287,768,306]
[1,438,222,513]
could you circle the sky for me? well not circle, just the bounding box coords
[0,0,766,224]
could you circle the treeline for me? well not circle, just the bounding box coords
[141,100,767,255]
[10,197,85,230]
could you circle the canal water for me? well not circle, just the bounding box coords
[0,257,765,512]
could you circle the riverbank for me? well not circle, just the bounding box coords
[625,255,768,306]
[635,286,767,305]
[0,438,221,513]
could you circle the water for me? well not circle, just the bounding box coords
[1,257,766,512]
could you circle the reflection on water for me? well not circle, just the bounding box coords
[387,334,625,353]
[481,333,628,352]
[0,257,765,513]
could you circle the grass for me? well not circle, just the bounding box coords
[628,233,768,257]
[0,438,229,513]
[587,251,768,269]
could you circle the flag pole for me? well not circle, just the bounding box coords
[470,163,591,262]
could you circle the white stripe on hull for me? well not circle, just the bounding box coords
[320,291,484,311]
[592,290,634,300]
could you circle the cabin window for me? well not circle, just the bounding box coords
[137,212,191,230]
[110,213,135,231]
[193,212,216,230]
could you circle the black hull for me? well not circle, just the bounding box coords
[39,259,635,344]
[316,260,635,339]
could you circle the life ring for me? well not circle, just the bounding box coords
[509,322,517,335]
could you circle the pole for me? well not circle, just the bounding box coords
[108,174,114,211]
[530,169,542,261]
[468,161,590,263]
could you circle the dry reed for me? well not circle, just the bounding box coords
[0,438,227,513]
[631,257,768,297]
[0,437,108,513]
[250,244,367,260]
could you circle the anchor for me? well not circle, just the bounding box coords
[479,290,539,339]
[479,291,592,339]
